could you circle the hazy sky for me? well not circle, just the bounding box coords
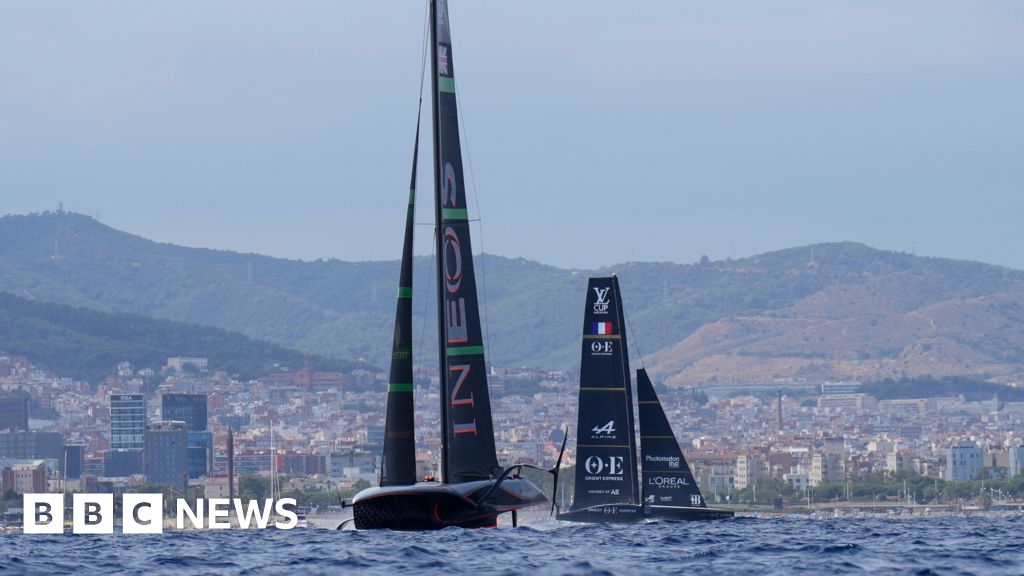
[2,1,1022,269]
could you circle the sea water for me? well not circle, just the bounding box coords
[1,515,1021,575]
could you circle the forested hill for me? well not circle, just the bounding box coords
[0,291,360,382]
[3,211,1024,385]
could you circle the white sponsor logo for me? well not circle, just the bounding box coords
[592,287,611,314]
[691,494,703,506]
[645,454,681,469]
[647,475,690,488]
[584,455,624,476]
[590,341,614,356]
[591,420,616,437]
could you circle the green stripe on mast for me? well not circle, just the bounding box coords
[446,345,484,357]
[442,208,468,221]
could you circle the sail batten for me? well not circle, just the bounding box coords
[431,0,500,484]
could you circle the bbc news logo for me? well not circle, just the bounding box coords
[23,494,299,534]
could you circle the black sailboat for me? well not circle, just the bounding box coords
[349,0,554,530]
[556,276,733,523]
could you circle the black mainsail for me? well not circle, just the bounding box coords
[380,116,421,488]
[349,0,553,530]
[568,276,640,510]
[431,0,500,484]
[637,368,705,508]
[557,276,732,523]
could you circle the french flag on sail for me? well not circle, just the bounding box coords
[591,322,613,335]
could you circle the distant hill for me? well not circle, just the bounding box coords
[0,291,360,382]
[3,211,1024,385]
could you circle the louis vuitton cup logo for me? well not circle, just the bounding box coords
[592,287,610,314]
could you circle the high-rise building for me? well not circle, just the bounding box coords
[0,393,29,432]
[161,393,208,432]
[110,394,145,450]
[144,421,188,489]
[160,394,210,480]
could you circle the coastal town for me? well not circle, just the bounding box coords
[3,351,1023,521]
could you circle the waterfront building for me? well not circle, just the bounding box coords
[110,394,145,450]
[810,452,844,486]
[234,449,272,475]
[1,462,47,493]
[327,451,376,485]
[735,455,767,489]
[276,451,326,476]
[1009,444,1024,477]
[783,472,809,491]
[144,421,188,489]
[945,440,982,482]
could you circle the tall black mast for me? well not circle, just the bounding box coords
[430,0,449,484]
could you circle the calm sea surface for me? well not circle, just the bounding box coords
[2,515,1022,575]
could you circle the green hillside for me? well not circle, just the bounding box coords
[2,211,1023,374]
[0,291,359,382]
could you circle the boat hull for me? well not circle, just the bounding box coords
[557,503,734,523]
[352,478,547,530]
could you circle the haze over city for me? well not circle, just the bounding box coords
[2,1,1022,269]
